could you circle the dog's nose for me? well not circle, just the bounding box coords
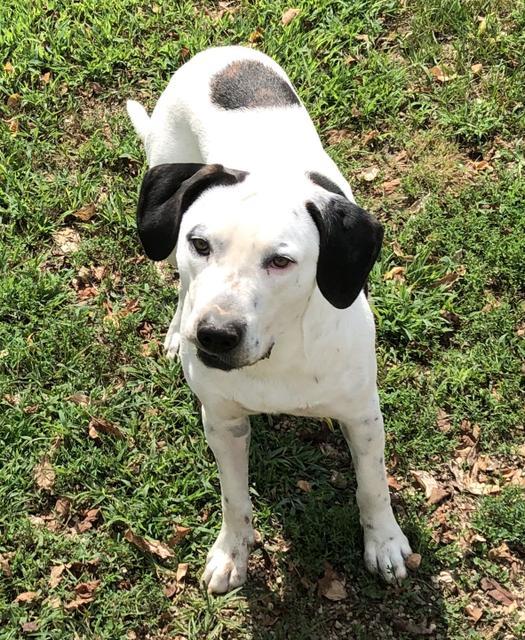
[196,318,245,354]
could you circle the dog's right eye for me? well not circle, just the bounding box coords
[190,237,211,256]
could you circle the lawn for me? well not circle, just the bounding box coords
[1,0,524,638]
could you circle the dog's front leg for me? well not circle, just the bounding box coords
[164,282,186,359]
[340,389,412,583]
[201,406,254,594]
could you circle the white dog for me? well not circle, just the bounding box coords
[127,46,412,594]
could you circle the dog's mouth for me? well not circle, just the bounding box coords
[196,342,274,372]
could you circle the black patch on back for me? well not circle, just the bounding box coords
[210,60,300,110]
[307,171,345,197]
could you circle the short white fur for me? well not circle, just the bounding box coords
[127,46,412,594]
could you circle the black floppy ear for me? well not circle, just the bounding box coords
[137,163,248,260]
[306,196,384,309]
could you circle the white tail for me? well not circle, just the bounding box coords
[126,99,151,143]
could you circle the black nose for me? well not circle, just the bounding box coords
[196,319,245,354]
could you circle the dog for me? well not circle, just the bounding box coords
[127,46,412,594]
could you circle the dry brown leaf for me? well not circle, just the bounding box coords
[76,507,101,533]
[383,266,406,282]
[436,409,452,433]
[465,604,483,622]
[167,524,192,548]
[7,93,21,109]
[318,563,347,601]
[360,166,380,182]
[480,577,515,606]
[68,392,89,406]
[248,29,263,43]
[21,621,39,633]
[49,564,66,589]
[436,266,466,287]
[406,553,422,571]
[380,178,401,194]
[34,458,55,491]
[0,553,13,577]
[296,479,312,492]
[470,159,492,172]
[46,596,61,609]
[54,497,71,520]
[14,591,38,604]
[163,582,178,598]
[72,203,96,222]
[281,8,300,25]
[326,129,351,145]
[88,417,124,440]
[387,474,402,490]
[52,228,80,254]
[429,65,457,83]
[124,529,174,559]
[176,562,189,583]
[41,71,51,84]
[411,470,443,501]
[64,579,100,609]
[4,61,14,73]
[8,118,19,135]
[392,241,414,260]
[355,34,370,43]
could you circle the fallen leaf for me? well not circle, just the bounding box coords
[355,34,370,43]
[326,129,351,145]
[7,93,21,109]
[76,508,101,533]
[387,474,402,490]
[52,228,80,254]
[360,166,380,182]
[392,241,414,260]
[4,61,14,73]
[176,562,188,583]
[41,71,51,84]
[67,392,89,406]
[393,619,436,636]
[8,118,19,135]
[429,65,457,83]
[383,266,406,282]
[49,564,66,589]
[14,591,38,603]
[152,2,161,13]
[163,582,178,598]
[248,29,263,43]
[380,178,401,194]
[21,621,39,633]
[167,524,191,548]
[406,553,422,571]
[54,498,71,520]
[88,417,124,440]
[64,580,100,609]
[296,479,312,492]
[329,470,348,489]
[124,530,174,559]
[281,8,300,25]
[0,553,13,576]
[480,577,515,606]
[46,596,61,609]
[469,159,491,172]
[471,63,483,74]
[436,266,466,287]
[436,409,452,433]
[34,458,55,491]
[318,563,347,601]
[411,470,449,505]
[478,16,487,35]
[72,203,96,222]
[465,604,483,623]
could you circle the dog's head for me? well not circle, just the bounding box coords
[137,163,383,371]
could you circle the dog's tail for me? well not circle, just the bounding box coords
[126,99,151,143]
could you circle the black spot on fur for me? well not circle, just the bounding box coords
[308,171,345,197]
[210,60,300,110]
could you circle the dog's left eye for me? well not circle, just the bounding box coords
[269,255,293,269]
[190,237,211,256]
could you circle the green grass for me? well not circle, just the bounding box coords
[1,0,524,638]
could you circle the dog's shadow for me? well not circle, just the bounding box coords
[238,415,449,639]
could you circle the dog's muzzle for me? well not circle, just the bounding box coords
[195,316,246,371]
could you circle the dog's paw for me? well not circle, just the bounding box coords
[201,529,253,594]
[163,331,180,360]
[363,520,412,584]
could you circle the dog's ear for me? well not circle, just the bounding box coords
[306,188,383,309]
[137,163,248,260]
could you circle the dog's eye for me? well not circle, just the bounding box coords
[269,255,292,269]
[190,237,211,256]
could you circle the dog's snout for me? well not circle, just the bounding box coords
[196,317,245,354]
